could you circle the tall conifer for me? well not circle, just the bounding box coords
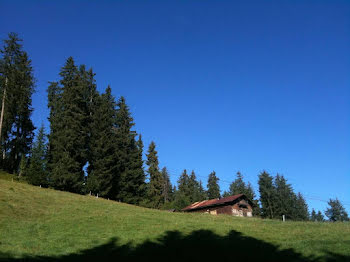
[0,33,35,172]
[27,125,47,186]
[146,141,163,208]
[207,171,220,199]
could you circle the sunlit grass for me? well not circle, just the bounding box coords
[0,172,349,260]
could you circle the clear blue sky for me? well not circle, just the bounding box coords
[1,0,349,214]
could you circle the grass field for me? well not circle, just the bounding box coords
[0,172,349,262]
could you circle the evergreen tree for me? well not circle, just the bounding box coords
[207,171,220,199]
[27,125,47,187]
[311,209,324,222]
[198,181,207,200]
[173,169,191,210]
[0,33,35,173]
[114,97,145,204]
[325,198,349,222]
[161,167,173,202]
[316,211,325,222]
[48,58,90,193]
[310,209,317,221]
[146,141,163,208]
[258,171,277,219]
[294,192,309,221]
[87,86,118,197]
[274,174,296,220]
[229,171,246,195]
[188,170,202,202]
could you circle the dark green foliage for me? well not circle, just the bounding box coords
[274,174,296,220]
[228,171,260,216]
[207,171,220,199]
[87,86,118,197]
[259,172,309,221]
[48,58,90,193]
[294,193,309,221]
[0,33,35,173]
[146,141,163,208]
[316,211,325,222]
[258,171,277,219]
[311,209,324,222]
[325,198,349,222]
[27,125,48,187]
[198,181,207,200]
[172,170,190,210]
[114,97,145,204]
[161,167,173,202]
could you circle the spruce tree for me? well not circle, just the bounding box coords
[207,171,220,199]
[274,174,296,220]
[229,171,246,195]
[27,125,47,187]
[325,198,349,222]
[294,192,309,221]
[188,170,202,202]
[310,209,317,221]
[48,58,90,193]
[316,211,325,222]
[0,33,35,173]
[161,167,173,202]
[115,97,145,204]
[146,141,163,208]
[87,86,118,197]
[198,181,207,200]
[173,169,191,210]
[258,171,277,219]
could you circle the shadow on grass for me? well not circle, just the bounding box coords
[0,230,348,262]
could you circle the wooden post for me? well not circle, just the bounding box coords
[282,215,285,222]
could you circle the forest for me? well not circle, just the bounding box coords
[0,33,348,222]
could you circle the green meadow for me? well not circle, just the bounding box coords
[1,172,349,262]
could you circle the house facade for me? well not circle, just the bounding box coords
[182,194,253,217]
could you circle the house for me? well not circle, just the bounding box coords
[182,194,253,217]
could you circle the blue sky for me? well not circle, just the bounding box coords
[1,0,349,214]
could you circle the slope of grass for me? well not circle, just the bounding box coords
[0,172,349,261]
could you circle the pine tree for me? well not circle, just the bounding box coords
[161,167,173,202]
[48,58,90,193]
[294,192,309,221]
[325,198,349,222]
[146,141,163,208]
[27,125,47,187]
[173,169,191,210]
[258,171,277,219]
[207,171,220,199]
[311,209,324,222]
[316,211,325,222]
[274,174,296,220]
[115,97,145,204]
[0,33,35,173]
[229,171,246,195]
[188,170,202,202]
[87,86,118,197]
[198,181,207,200]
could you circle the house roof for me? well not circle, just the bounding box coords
[182,194,249,211]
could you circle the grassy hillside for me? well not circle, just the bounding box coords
[0,173,349,262]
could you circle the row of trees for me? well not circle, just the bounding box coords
[1,33,348,222]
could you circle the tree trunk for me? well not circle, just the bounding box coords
[0,77,7,160]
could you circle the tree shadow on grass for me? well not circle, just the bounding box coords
[0,230,348,262]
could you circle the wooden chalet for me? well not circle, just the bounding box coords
[182,194,253,217]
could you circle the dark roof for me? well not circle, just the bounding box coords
[182,194,251,212]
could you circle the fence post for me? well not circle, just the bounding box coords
[282,215,285,222]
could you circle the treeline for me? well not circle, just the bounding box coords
[0,33,348,222]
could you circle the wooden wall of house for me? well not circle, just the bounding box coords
[189,199,253,217]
